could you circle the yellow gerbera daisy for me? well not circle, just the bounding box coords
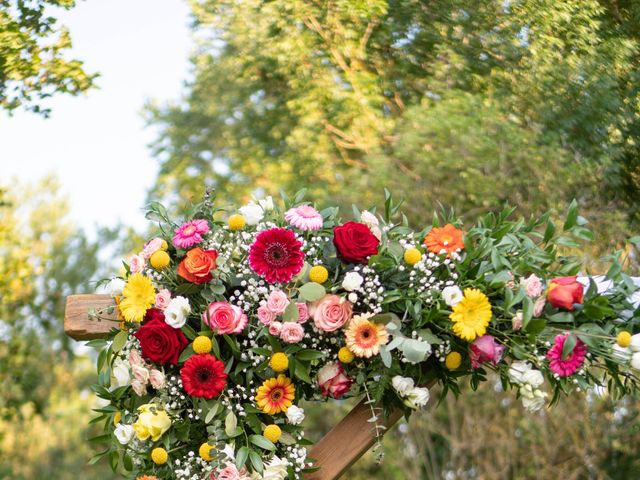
[449,288,492,341]
[119,273,156,322]
[345,313,389,358]
[255,375,295,415]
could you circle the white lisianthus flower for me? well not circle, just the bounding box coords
[521,369,544,389]
[112,358,131,387]
[403,387,430,409]
[254,456,288,480]
[285,405,305,425]
[391,375,415,397]
[258,196,275,211]
[519,385,547,412]
[106,278,126,297]
[342,272,364,292]
[164,296,191,328]
[441,286,463,307]
[360,210,382,240]
[239,203,264,225]
[508,361,532,385]
[114,423,134,444]
[631,352,640,371]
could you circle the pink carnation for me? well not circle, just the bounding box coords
[547,333,587,377]
[202,301,248,335]
[142,237,164,259]
[267,290,290,314]
[173,219,210,249]
[296,303,310,323]
[469,335,505,369]
[284,205,324,231]
[155,288,172,310]
[257,305,276,325]
[280,322,305,343]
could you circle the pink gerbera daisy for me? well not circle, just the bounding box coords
[173,219,209,248]
[547,333,587,377]
[284,205,323,231]
[249,227,304,283]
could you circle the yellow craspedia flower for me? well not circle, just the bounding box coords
[449,288,492,341]
[263,424,282,443]
[617,331,632,348]
[269,352,289,372]
[150,250,171,270]
[309,265,329,284]
[151,447,168,465]
[193,336,212,354]
[113,411,122,426]
[256,375,295,415]
[133,404,172,442]
[228,214,246,231]
[199,442,214,461]
[338,346,355,364]
[445,351,462,370]
[404,247,422,265]
[119,274,156,322]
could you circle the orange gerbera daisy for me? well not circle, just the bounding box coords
[424,224,464,255]
[137,476,159,480]
[256,375,295,415]
[345,314,389,358]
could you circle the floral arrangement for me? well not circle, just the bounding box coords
[88,191,640,480]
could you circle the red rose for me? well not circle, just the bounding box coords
[547,276,584,311]
[333,221,380,264]
[134,309,189,365]
[177,247,218,284]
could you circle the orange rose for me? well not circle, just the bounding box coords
[424,224,464,255]
[547,276,584,311]
[177,247,218,284]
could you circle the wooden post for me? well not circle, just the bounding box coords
[64,294,407,479]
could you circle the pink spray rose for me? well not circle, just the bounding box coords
[469,335,505,369]
[280,322,305,343]
[269,321,283,336]
[533,296,546,317]
[257,305,276,325]
[155,288,172,310]
[296,303,310,323]
[211,463,248,480]
[128,349,144,368]
[523,274,543,298]
[312,295,353,332]
[142,237,164,259]
[131,364,150,384]
[317,362,353,399]
[267,290,290,314]
[149,369,166,389]
[131,379,147,396]
[128,254,146,274]
[202,301,248,334]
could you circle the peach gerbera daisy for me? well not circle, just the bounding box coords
[136,476,159,480]
[424,224,464,255]
[345,313,389,358]
[256,375,295,415]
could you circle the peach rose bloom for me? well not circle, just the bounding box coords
[312,294,353,332]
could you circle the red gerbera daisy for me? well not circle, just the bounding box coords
[248,227,304,283]
[180,354,227,399]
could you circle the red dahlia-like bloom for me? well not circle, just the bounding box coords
[180,354,227,399]
[248,227,304,283]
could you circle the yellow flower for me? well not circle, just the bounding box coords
[133,404,172,442]
[119,274,156,322]
[403,248,422,265]
[338,347,354,364]
[193,336,212,354]
[256,375,295,415]
[151,447,168,465]
[617,331,632,348]
[445,351,462,370]
[263,424,282,443]
[150,250,170,269]
[269,352,289,372]
[228,214,246,231]
[160,240,169,251]
[199,442,214,461]
[309,265,329,284]
[449,289,492,341]
[345,313,389,358]
[113,411,122,426]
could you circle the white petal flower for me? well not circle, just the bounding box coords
[164,296,191,328]
[403,387,430,409]
[631,352,640,371]
[285,405,305,425]
[258,196,274,211]
[342,272,364,292]
[508,361,532,385]
[114,423,134,444]
[441,286,463,307]
[112,358,131,387]
[391,375,415,397]
[630,333,640,353]
[239,203,264,225]
[106,278,126,297]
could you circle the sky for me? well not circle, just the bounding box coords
[0,0,192,234]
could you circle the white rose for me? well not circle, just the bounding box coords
[258,196,275,211]
[631,352,640,371]
[507,361,531,385]
[630,333,640,353]
[521,369,544,389]
[342,272,364,292]
[164,296,191,328]
[257,456,288,480]
[239,203,264,225]
[441,286,463,307]
[114,423,134,444]
[347,292,358,303]
[285,405,305,425]
[391,376,415,397]
[403,387,430,409]
[360,210,382,240]
[106,278,126,297]
[112,358,131,387]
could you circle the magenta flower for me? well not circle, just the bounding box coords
[284,205,323,231]
[172,219,210,248]
[547,333,587,377]
[469,335,505,369]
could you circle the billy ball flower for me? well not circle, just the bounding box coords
[445,351,462,370]
[617,331,632,348]
[255,375,295,415]
[199,442,214,461]
[449,288,492,341]
[269,352,289,372]
[338,346,355,364]
[180,354,228,399]
[193,335,213,354]
[151,447,168,465]
[345,313,389,358]
[403,247,422,265]
[228,214,246,231]
[309,265,329,284]
[263,424,282,443]
[249,227,305,283]
[150,250,170,270]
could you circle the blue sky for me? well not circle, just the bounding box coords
[0,0,192,233]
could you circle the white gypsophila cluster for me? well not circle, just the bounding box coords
[300,234,331,264]
[434,339,452,363]
[346,264,383,314]
[283,445,308,477]
[239,329,267,368]
[220,380,257,418]
[164,375,191,411]
[174,451,214,480]
[406,250,459,298]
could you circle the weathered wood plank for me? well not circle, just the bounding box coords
[64,294,117,340]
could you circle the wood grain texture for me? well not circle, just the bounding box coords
[64,294,117,340]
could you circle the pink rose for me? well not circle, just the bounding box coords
[132,364,150,384]
[149,369,166,389]
[203,301,248,335]
[296,303,309,323]
[155,288,172,310]
[312,295,353,332]
[523,274,543,298]
[142,237,164,259]
[211,463,247,480]
[269,321,283,336]
[469,335,505,369]
[128,349,144,368]
[512,311,523,331]
[128,254,146,274]
[267,290,290,314]
[533,296,546,317]
[131,379,147,396]
[317,362,353,399]
[280,322,304,343]
[257,305,276,325]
